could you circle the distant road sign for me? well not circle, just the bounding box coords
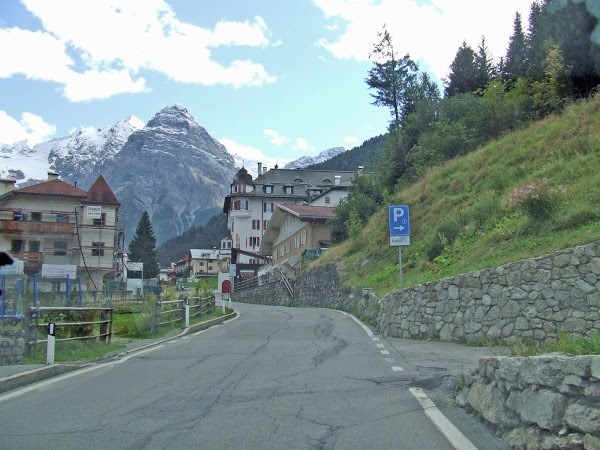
[389,205,410,236]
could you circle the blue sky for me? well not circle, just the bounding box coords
[0,0,532,167]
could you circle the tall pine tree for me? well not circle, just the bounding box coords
[128,210,160,279]
[503,12,528,80]
[445,41,479,96]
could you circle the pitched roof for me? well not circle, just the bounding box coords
[278,204,336,219]
[14,179,88,198]
[85,175,120,205]
[189,249,220,260]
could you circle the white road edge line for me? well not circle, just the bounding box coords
[409,387,478,450]
[0,313,242,403]
[341,311,373,337]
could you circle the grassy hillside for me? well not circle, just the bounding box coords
[313,95,600,295]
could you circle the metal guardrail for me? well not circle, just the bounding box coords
[24,306,113,357]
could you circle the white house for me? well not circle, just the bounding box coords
[222,164,354,264]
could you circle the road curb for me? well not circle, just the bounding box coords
[0,310,238,394]
[0,364,82,394]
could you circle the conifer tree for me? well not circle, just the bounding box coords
[475,36,494,88]
[128,210,160,279]
[504,12,528,80]
[445,41,479,96]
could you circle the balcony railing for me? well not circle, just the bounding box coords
[11,251,43,264]
[0,220,75,235]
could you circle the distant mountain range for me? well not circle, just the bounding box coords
[284,147,346,169]
[0,106,349,245]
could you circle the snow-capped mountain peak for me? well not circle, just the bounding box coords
[284,146,346,169]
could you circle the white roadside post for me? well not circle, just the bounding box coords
[222,293,226,314]
[184,298,190,328]
[46,322,56,365]
[388,205,411,288]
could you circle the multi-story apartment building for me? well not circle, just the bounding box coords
[222,164,353,264]
[259,204,336,275]
[0,172,121,290]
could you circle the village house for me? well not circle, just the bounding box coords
[0,172,121,290]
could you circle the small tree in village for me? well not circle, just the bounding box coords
[128,210,160,279]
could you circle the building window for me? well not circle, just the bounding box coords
[294,178,303,182]
[233,200,241,210]
[264,185,273,194]
[56,213,69,223]
[252,220,260,230]
[243,200,249,210]
[325,196,331,204]
[93,213,107,226]
[284,186,293,194]
[323,178,331,183]
[13,211,27,221]
[263,220,269,230]
[54,241,68,256]
[30,212,42,221]
[264,202,274,213]
[11,240,25,252]
[295,236,300,248]
[250,237,260,248]
[92,242,105,256]
[28,241,40,252]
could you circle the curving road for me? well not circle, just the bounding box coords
[0,302,507,449]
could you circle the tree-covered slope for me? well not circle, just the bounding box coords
[314,95,600,295]
[308,134,386,171]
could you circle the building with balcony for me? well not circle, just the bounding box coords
[0,172,121,290]
[188,249,221,279]
[222,164,353,264]
[258,204,336,276]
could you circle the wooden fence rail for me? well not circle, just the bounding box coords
[151,296,214,332]
[24,306,113,357]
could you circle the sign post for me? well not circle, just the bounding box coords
[46,322,56,365]
[388,205,411,288]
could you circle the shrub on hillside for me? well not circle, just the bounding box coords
[506,181,563,221]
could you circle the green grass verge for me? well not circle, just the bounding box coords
[21,306,230,364]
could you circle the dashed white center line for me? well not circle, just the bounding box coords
[392,366,404,371]
[376,343,385,348]
[372,337,380,341]
[385,358,395,363]
[380,350,390,355]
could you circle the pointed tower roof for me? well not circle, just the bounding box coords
[85,175,120,206]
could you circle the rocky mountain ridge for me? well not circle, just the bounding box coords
[0,105,346,245]
[284,147,346,169]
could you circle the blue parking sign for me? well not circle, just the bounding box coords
[389,205,410,236]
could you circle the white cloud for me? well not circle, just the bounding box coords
[219,138,289,171]
[0,110,56,146]
[0,0,276,102]
[344,135,359,146]
[314,0,532,83]
[293,137,315,152]
[263,129,289,146]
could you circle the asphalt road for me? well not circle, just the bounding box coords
[0,303,507,449]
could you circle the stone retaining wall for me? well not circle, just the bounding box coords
[231,265,379,322]
[456,354,600,449]
[0,330,25,365]
[378,242,599,344]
